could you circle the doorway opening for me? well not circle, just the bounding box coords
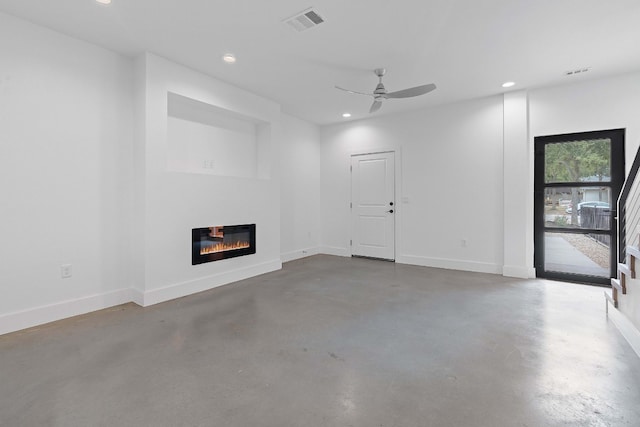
[350,152,396,261]
[534,129,625,285]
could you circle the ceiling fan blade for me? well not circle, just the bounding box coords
[369,100,382,113]
[385,83,436,99]
[335,86,373,97]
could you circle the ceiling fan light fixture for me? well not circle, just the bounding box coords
[502,81,516,88]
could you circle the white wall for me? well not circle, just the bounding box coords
[0,12,134,334]
[0,13,322,335]
[279,114,321,262]
[0,14,321,333]
[320,71,640,280]
[133,53,283,306]
[528,71,640,345]
[529,71,640,175]
[167,92,260,178]
[503,91,535,278]
[320,96,505,274]
[500,72,640,280]
[2,9,638,336]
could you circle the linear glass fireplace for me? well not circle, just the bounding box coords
[192,224,256,265]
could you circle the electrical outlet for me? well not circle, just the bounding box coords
[202,160,215,169]
[61,264,72,278]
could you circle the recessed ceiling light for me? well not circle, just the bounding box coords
[222,54,236,64]
[342,113,351,118]
[502,81,515,88]
[95,0,111,4]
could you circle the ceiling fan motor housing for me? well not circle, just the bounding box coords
[374,83,387,95]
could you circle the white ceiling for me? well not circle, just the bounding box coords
[2,0,640,124]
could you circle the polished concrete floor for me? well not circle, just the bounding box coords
[2,255,640,426]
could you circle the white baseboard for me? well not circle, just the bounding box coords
[396,254,502,275]
[320,246,351,257]
[1,260,283,336]
[139,259,282,307]
[606,299,640,359]
[281,246,320,263]
[502,265,536,279]
[129,287,145,307]
[0,288,132,336]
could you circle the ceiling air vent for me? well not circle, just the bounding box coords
[565,67,591,76]
[284,8,325,32]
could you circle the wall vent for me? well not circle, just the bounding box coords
[565,67,591,76]
[283,8,325,32]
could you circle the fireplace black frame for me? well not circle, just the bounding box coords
[192,224,256,265]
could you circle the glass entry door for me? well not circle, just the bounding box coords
[534,129,625,285]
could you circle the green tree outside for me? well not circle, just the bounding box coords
[545,138,610,225]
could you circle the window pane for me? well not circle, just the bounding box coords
[544,186,611,230]
[544,232,610,277]
[545,138,611,183]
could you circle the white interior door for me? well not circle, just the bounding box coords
[351,152,395,260]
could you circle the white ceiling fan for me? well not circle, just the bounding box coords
[336,68,436,113]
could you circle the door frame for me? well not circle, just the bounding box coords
[349,149,400,260]
[533,128,625,285]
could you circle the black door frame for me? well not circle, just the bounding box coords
[534,129,625,285]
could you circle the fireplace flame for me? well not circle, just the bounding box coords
[200,241,250,255]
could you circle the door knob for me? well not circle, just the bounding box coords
[388,209,394,213]
[389,202,394,206]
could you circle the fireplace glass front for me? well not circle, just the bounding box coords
[192,224,256,265]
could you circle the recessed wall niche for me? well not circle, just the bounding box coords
[167,92,271,178]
